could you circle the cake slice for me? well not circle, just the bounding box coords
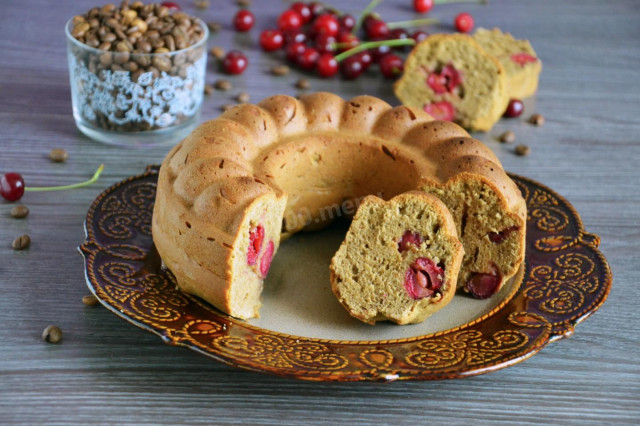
[473,27,542,99]
[330,192,464,325]
[394,33,509,132]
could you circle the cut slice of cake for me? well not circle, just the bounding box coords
[330,192,464,325]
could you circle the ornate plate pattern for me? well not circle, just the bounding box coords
[80,166,612,381]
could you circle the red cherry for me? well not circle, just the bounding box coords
[315,33,336,54]
[357,51,373,69]
[465,264,502,299]
[339,14,356,32]
[313,14,340,37]
[424,101,455,121]
[160,1,180,11]
[455,12,474,33]
[259,240,275,278]
[233,10,255,32]
[340,56,364,80]
[0,172,25,202]
[278,9,303,31]
[259,29,284,51]
[389,28,410,51]
[290,2,312,24]
[308,2,325,18]
[316,53,339,77]
[222,50,248,74]
[511,53,538,66]
[368,36,392,63]
[366,19,389,39]
[504,99,524,118]
[379,54,404,79]
[337,31,359,52]
[297,47,320,70]
[413,0,434,13]
[286,41,306,63]
[411,30,429,43]
[283,28,306,46]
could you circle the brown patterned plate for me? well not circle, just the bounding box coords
[80,165,611,382]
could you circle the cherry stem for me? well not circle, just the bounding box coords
[24,164,104,192]
[386,18,439,30]
[333,38,416,62]
[352,0,383,34]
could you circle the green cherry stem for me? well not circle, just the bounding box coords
[24,164,104,192]
[386,18,439,30]
[333,38,416,63]
[352,0,383,34]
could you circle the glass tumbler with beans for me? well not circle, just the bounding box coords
[66,1,208,146]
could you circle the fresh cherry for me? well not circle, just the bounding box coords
[315,33,336,54]
[308,2,325,18]
[411,30,429,43]
[316,53,339,77]
[286,41,306,62]
[0,172,25,202]
[337,31,359,52]
[233,9,255,32]
[160,1,180,11]
[259,29,284,51]
[369,36,392,63]
[389,28,410,51]
[283,28,306,46]
[290,2,312,24]
[357,51,373,69]
[278,9,303,31]
[298,47,320,70]
[379,54,404,79]
[504,99,524,118]
[222,50,248,74]
[313,14,340,37]
[339,14,356,32]
[413,0,434,13]
[366,19,389,39]
[340,56,364,80]
[454,12,474,33]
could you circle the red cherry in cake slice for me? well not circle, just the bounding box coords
[247,225,265,266]
[511,53,538,66]
[488,226,520,243]
[465,263,502,299]
[404,257,444,300]
[427,64,462,94]
[259,241,275,278]
[424,101,455,121]
[397,230,422,253]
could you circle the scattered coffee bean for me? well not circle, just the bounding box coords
[210,46,226,59]
[42,325,63,344]
[295,78,310,90]
[207,21,222,33]
[194,0,210,9]
[499,130,516,144]
[204,84,214,95]
[214,79,232,91]
[271,64,290,76]
[237,92,250,103]
[10,205,29,219]
[48,148,69,163]
[220,104,234,112]
[236,0,252,7]
[529,113,545,126]
[515,144,530,156]
[82,295,100,306]
[12,234,31,250]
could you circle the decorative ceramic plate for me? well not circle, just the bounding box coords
[80,165,611,382]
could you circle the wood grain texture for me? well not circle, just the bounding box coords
[1,0,639,424]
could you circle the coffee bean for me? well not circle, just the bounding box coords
[220,104,234,112]
[271,64,290,76]
[204,84,214,95]
[529,114,545,126]
[82,295,100,306]
[12,234,31,250]
[42,325,63,344]
[207,22,222,33]
[236,0,252,7]
[499,131,516,144]
[295,78,311,90]
[214,79,232,91]
[194,0,210,9]
[237,92,250,104]
[209,46,225,59]
[515,144,530,156]
[49,148,69,163]
[10,205,29,219]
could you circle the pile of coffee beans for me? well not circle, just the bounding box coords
[68,1,207,133]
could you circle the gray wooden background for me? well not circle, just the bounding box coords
[1,0,639,424]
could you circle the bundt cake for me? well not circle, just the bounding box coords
[152,92,526,320]
[473,28,542,99]
[330,192,464,325]
[393,33,509,132]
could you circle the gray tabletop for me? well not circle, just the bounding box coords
[1,0,639,424]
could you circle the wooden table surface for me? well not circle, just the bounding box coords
[1,0,639,424]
